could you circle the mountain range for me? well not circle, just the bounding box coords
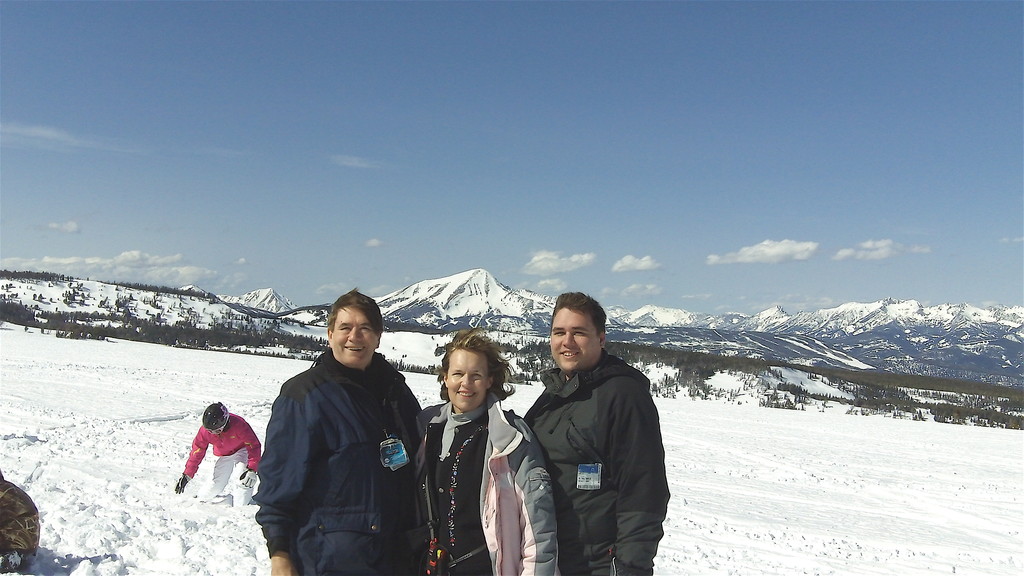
[2,268,1021,387]
[275,269,1021,386]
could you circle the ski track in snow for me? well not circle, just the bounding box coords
[1,327,1021,575]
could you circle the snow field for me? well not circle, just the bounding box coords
[1,327,1021,575]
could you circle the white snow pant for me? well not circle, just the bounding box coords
[196,448,252,507]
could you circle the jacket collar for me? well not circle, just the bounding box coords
[315,350,398,401]
[485,395,521,456]
[541,350,611,398]
[425,394,523,456]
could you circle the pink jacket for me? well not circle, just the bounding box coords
[183,413,262,478]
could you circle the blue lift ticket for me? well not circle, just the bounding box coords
[576,463,602,490]
[379,437,409,471]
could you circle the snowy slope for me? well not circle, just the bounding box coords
[1,327,1021,576]
[0,277,238,330]
[770,366,856,399]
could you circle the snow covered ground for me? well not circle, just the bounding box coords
[1,326,1021,575]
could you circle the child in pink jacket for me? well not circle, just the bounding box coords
[173,402,261,506]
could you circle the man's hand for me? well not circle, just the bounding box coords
[270,552,298,576]
[174,474,191,494]
[239,468,257,489]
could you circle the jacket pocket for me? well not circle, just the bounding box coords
[311,510,383,575]
[565,418,603,468]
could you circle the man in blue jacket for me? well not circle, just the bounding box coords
[525,292,670,576]
[255,289,421,576]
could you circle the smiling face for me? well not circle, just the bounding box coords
[443,349,493,413]
[327,307,381,370]
[550,307,606,379]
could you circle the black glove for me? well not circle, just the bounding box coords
[174,474,191,494]
[239,468,257,489]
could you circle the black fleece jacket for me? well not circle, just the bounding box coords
[524,352,670,576]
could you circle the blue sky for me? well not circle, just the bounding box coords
[2,1,1021,314]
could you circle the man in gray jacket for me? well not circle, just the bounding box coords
[525,292,670,576]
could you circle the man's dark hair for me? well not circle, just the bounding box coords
[328,289,384,335]
[552,292,607,334]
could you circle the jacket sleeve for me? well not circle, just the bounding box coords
[237,417,262,471]
[513,419,559,576]
[183,428,210,478]
[253,391,317,557]
[604,378,670,576]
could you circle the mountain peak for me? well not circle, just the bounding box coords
[755,305,788,318]
[218,288,295,313]
[376,268,552,332]
[616,304,701,327]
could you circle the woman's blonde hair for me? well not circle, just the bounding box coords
[437,327,514,401]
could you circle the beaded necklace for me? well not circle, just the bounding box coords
[446,424,487,548]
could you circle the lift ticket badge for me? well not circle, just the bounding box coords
[379,437,409,471]
[576,463,602,490]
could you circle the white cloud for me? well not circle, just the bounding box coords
[707,239,819,265]
[0,251,218,287]
[365,238,383,248]
[235,258,248,265]
[680,293,712,301]
[217,272,248,292]
[331,155,381,169]
[833,239,931,261]
[316,283,352,297]
[1,123,132,153]
[612,255,661,272]
[1000,236,1024,244]
[536,278,568,293]
[365,285,394,298]
[620,283,662,298]
[316,282,391,299]
[46,221,80,234]
[2,123,91,148]
[522,250,596,275]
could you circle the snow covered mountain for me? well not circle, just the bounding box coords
[617,299,1024,386]
[608,298,1024,336]
[612,303,705,327]
[216,288,295,314]
[2,268,1020,386]
[376,268,554,333]
[373,270,1022,386]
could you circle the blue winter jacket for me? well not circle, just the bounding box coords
[254,351,422,575]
